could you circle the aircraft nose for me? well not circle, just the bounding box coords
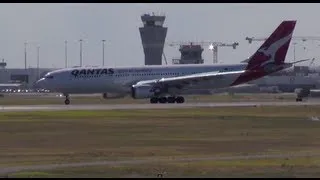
[34,78,46,89]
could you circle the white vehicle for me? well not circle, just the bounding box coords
[36,20,307,105]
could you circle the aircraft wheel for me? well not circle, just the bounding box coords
[167,96,176,103]
[64,99,70,105]
[296,98,302,102]
[159,97,167,104]
[150,97,158,104]
[176,96,185,104]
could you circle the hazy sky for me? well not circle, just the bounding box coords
[1,3,320,68]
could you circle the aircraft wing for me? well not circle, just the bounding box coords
[135,70,245,93]
[0,83,21,87]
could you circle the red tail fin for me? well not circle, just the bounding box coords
[246,20,296,70]
[231,20,296,86]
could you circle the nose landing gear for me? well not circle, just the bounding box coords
[64,94,70,105]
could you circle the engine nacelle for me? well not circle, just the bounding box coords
[131,84,155,99]
[295,88,311,98]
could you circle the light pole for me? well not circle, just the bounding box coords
[24,42,27,69]
[37,46,40,80]
[65,40,68,68]
[102,40,106,66]
[79,39,83,67]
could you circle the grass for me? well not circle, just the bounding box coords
[1,106,320,177]
[0,93,297,105]
[0,105,319,120]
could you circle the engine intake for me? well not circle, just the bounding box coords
[131,84,155,99]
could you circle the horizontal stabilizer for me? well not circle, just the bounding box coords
[290,58,312,65]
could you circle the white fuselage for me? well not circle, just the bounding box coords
[37,64,248,95]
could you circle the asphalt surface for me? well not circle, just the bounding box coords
[1,151,320,175]
[0,101,320,112]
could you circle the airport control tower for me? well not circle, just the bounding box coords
[139,13,167,65]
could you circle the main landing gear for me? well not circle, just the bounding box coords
[149,96,185,104]
[295,88,310,102]
[64,94,70,105]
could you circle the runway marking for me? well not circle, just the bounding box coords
[1,101,320,112]
[1,152,320,175]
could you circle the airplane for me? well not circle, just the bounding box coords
[35,20,308,105]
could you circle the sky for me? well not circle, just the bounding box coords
[0,3,320,69]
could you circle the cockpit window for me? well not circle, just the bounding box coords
[45,75,54,79]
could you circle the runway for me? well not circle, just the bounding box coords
[1,151,320,175]
[1,101,320,112]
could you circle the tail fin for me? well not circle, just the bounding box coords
[231,21,297,86]
[246,20,296,70]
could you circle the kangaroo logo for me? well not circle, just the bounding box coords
[257,32,293,68]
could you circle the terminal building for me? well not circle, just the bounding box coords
[0,60,56,89]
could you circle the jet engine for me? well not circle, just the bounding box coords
[131,84,156,99]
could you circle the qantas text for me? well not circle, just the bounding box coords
[71,68,115,77]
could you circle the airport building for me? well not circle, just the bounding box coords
[250,65,320,92]
[172,43,204,64]
[0,62,56,88]
[139,13,167,65]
